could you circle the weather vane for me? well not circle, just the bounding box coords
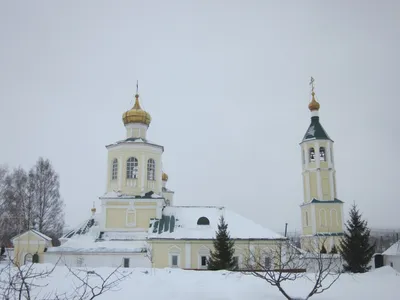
[310,76,315,93]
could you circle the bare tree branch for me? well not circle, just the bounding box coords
[242,238,342,300]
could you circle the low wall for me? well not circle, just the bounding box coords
[42,252,151,268]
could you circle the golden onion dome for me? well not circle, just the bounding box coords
[162,172,168,181]
[122,94,151,126]
[308,91,320,111]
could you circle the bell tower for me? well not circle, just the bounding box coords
[299,78,344,251]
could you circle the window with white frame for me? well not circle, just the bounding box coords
[264,256,271,269]
[171,255,179,267]
[169,246,181,268]
[126,208,136,227]
[123,258,130,268]
[319,147,326,161]
[147,158,155,180]
[309,148,315,162]
[112,159,118,180]
[198,246,210,269]
[127,157,138,179]
[200,256,207,268]
[233,256,239,269]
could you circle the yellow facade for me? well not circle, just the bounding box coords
[104,201,157,230]
[150,239,282,269]
[12,230,52,266]
[106,146,163,196]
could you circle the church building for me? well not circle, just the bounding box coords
[43,88,285,269]
[299,82,345,251]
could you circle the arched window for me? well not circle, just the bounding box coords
[319,209,327,227]
[147,159,155,181]
[319,147,326,161]
[309,148,315,162]
[197,217,210,225]
[330,209,338,227]
[305,211,309,226]
[111,159,118,180]
[126,157,138,179]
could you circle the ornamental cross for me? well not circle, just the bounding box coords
[136,80,139,95]
[310,76,315,92]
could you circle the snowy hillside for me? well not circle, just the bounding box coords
[1,264,399,300]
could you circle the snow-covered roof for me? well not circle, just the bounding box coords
[48,234,147,254]
[383,240,400,256]
[100,191,164,199]
[148,206,285,240]
[12,229,52,242]
[106,137,164,150]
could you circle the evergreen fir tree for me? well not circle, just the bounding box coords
[207,216,236,270]
[330,244,338,254]
[320,244,327,253]
[340,204,375,273]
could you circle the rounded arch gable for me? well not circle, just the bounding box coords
[197,217,210,226]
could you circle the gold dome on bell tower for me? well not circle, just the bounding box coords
[308,91,320,111]
[308,76,320,112]
[122,82,151,126]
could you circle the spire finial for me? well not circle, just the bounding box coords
[308,76,320,111]
[133,80,141,109]
[91,201,96,215]
[310,76,315,94]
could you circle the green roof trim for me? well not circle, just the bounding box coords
[302,116,332,142]
[152,214,177,234]
[310,198,344,204]
[314,232,344,237]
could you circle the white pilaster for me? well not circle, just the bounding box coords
[141,154,145,193]
[305,172,311,202]
[326,142,333,168]
[302,146,308,168]
[311,204,316,234]
[328,171,335,199]
[118,155,123,191]
[185,243,191,268]
[314,141,322,199]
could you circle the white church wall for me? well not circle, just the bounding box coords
[384,255,400,272]
[42,252,151,268]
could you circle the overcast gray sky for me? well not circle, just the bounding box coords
[0,1,399,233]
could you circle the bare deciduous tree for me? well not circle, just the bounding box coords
[242,238,342,300]
[59,264,131,300]
[0,255,59,300]
[0,158,65,245]
[31,157,64,238]
[0,254,131,300]
[144,242,155,274]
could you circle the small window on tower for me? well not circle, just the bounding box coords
[319,147,326,161]
[127,157,138,179]
[309,148,315,162]
[112,159,118,180]
[147,159,155,181]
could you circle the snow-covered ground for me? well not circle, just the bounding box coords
[1,264,399,299]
